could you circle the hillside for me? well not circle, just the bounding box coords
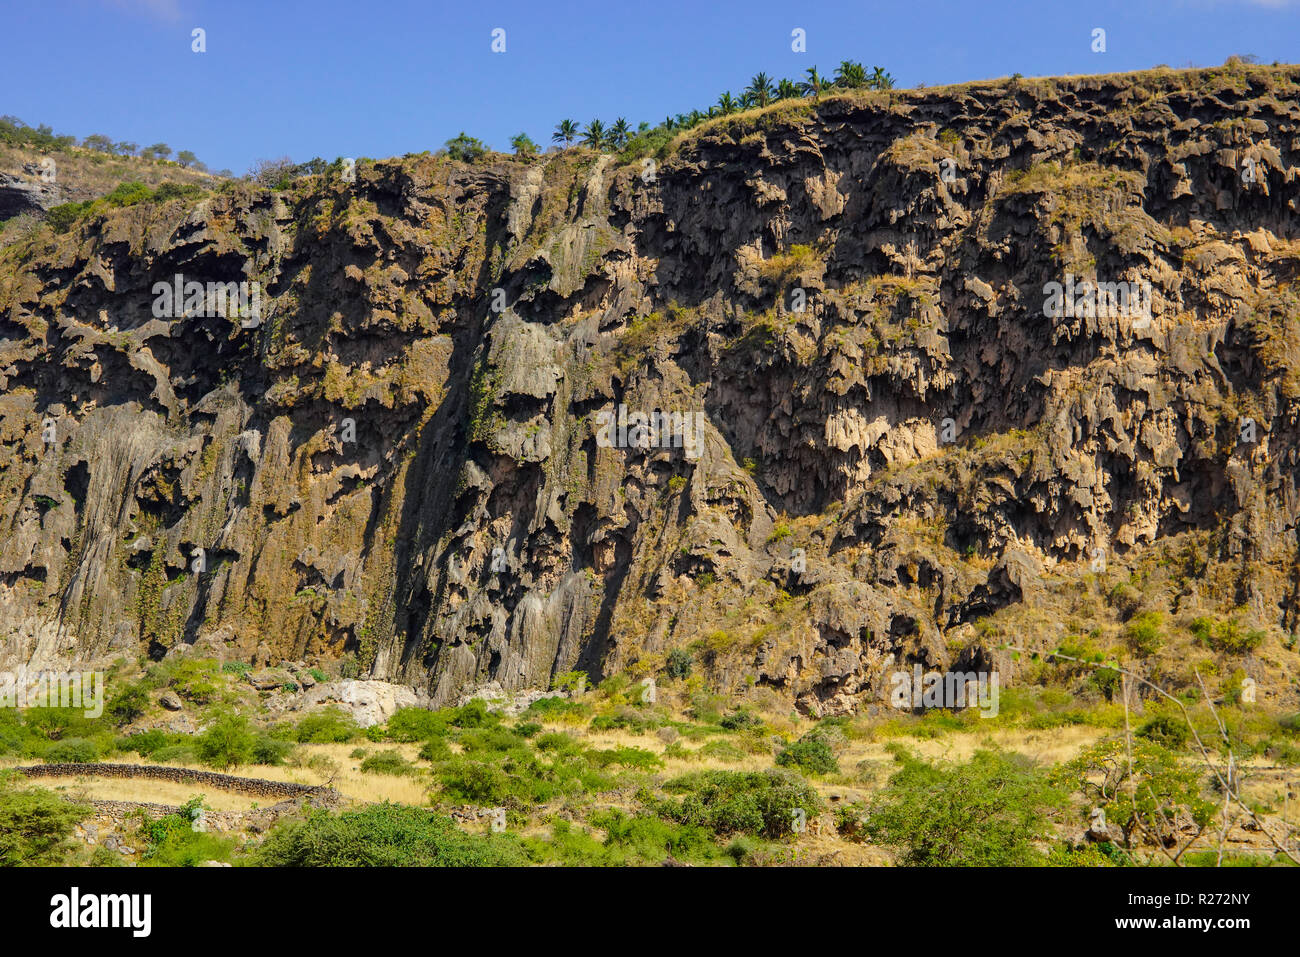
[1,60,1299,715]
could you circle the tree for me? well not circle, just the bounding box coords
[142,142,172,161]
[607,118,631,149]
[81,134,113,152]
[249,156,297,188]
[510,133,538,156]
[444,132,486,162]
[835,60,867,89]
[581,119,606,149]
[745,72,775,108]
[800,66,831,100]
[113,141,138,157]
[776,78,799,100]
[175,149,199,168]
[866,748,1064,865]
[716,92,739,115]
[1051,738,1216,850]
[552,119,578,146]
[869,66,896,89]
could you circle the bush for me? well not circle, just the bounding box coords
[1190,616,1266,654]
[719,709,762,731]
[116,729,175,758]
[0,772,90,865]
[1137,712,1191,749]
[1124,611,1165,656]
[195,713,256,769]
[385,707,449,742]
[291,707,359,744]
[776,737,839,775]
[419,737,452,761]
[136,797,234,866]
[585,746,663,770]
[866,748,1063,865]
[42,738,101,763]
[444,132,487,163]
[436,759,511,804]
[359,750,417,776]
[656,769,821,838]
[665,649,693,680]
[250,803,527,866]
[106,684,149,725]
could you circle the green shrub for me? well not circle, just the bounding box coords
[1190,616,1266,654]
[444,132,487,162]
[697,739,745,762]
[116,729,175,757]
[866,748,1063,865]
[106,684,149,725]
[149,744,198,764]
[385,707,449,742]
[665,649,693,680]
[1137,712,1191,749]
[450,700,495,729]
[195,713,256,769]
[1123,611,1165,656]
[251,803,527,866]
[42,738,101,763]
[719,709,761,731]
[291,707,360,743]
[419,737,452,761]
[434,759,512,804]
[656,769,821,838]
[585,746,663,770]
[359,750,417,776]
[0,772,90,865]
[135,797,234,866]
[776,736,839,775]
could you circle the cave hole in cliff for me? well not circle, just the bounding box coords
[63,460,89,512]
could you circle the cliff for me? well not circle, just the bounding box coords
[3,62,1300,713]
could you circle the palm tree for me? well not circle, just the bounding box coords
[835,60,867,89]
[581,119,606,148]
[608,118,632,149]
[746,72,776,108]
[776,78,799,100]
[869,66,896,89]
[739,90,756,109]
[717,91,739,115]
[800,66,830,100]
[686,110,705,127]
[663,116,678,131]
[552,119,578,146]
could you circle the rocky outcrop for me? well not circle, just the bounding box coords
[3,64,1300,714]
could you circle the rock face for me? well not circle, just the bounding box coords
[3,65,1300,712]
[296,680,427,727]
[0,169,63,219]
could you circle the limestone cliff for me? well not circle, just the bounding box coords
[3,63,1300,712]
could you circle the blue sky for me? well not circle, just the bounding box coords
[4,0,1297,174]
